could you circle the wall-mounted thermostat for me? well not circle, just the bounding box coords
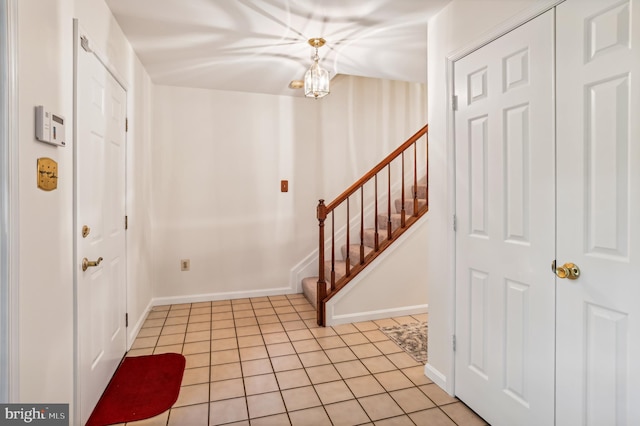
[35,105,66,146]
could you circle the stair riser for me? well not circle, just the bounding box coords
[394,198,427,215]
[412,184,428,200]
[377,214,403,232]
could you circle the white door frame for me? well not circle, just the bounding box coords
[442,0,565,396]
[72,20,129,421]
[0,0,19,403]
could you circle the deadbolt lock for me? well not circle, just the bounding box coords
[82,225,90,238]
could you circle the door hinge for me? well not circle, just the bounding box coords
[453,214,457,232]
[452,95,458,111]
[125,313,129,328]
[453,335,457,352]
[125,118,128,132]
[125,215,128,230]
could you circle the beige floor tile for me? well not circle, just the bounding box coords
[167,402,208,426]
[324,399,370,426]
[440,402,489,425]
[363,330,388,342]
[212,312,234,321]
[345,375,386,398]
[131,336,159,349]
[351,343,384,359]
[126,348,154,357]
[154,344,183,355]
[334,359,370,379]
[185,352,210,369]
[233,310,255,319]
[210,378,245,401]
[185,330,211,343]
[281,385,322,412]
[266,342,296,357]
[235,325,261,336]
[374,340,404,355]
[373,415,415,426]
[282,320,307,331]
[183,340,211,355]
[191,301,212,309]
[270,298,291,306]
[237,334,264,348]
[353,321,379,332]
[162,324,188,335]
[374,318,400,328]
[412,313,428,322]
[374,370,414,392]
[286,329,313,341]
[189,313,212,323]
[244,373,279,395]
[146,311,168,320]
[210,337,238,351]
[187,322,211,333]
[182,366,210,386]
[305,364,341,384]
[239,345,268,361]
[419,384,459,406]
[136,327,162,338]
[257,315,281,325]
[152,304,171,311]
[210,349,240,365]
[358,393,404,421]
[209,397,248,425]
[174,383,210,407]
[340,332,369,346]
[309,327,337,338]
[408,408,456,426]
[361,356,398,373]
[392,316,421,325]
[292,339,322,353]
[316,336,346,350]
[270,355,303,372]
[165,316,189,326]
[211,319,235,330]
[191,307,212,316]
[325,347,357,363]
[232,303,253,311]
[390,387,436,413]
[332,323,360,335]
[298,351,331,367]
[262,332,289,345]
[249,413,291,426]
[386,352,420,369]
[251,301,272,310]
[298,311,316,320]
[211,327,236,339]
[241,358,273,377]
[235,317,258,327]
[289,406,331,426]
[142,318,165,328]
[212,300,232,307]
[274,306,296,314]
[314,380,354,405]
[246,391,286,418]
[275,368,311,390]
[401,366,432,386]
[211,362,242,381]
[253,308,276,317]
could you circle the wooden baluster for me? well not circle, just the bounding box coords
[414,141,419,217]
[331,211,336,292]
[387,164,392,241]
[401,152,406,228]
[374,174,379,251]
[345,197,350,277]
[316,199,326,326]
[359,187,365,264]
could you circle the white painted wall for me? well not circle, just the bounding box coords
[151,76,427,302]
[425,0,556,392]
[16,0,153,419]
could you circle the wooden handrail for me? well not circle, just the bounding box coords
[325,124,428,212]
[315,124,429,326]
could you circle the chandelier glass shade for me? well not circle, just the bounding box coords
[304,38,330,99]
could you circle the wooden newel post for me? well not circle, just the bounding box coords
[316,199,327,326]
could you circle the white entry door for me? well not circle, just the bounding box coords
[76,33,127,424]
[453,10,555,426]
[556,0,640,424]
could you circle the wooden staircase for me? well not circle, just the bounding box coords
[302,125,429,325]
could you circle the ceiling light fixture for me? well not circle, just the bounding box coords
[304,38,330,99]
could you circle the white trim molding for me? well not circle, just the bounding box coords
[0,0,19,403]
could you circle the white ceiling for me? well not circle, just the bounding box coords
[105,0,451,97]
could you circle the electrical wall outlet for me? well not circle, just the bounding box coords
[181,259,190,271]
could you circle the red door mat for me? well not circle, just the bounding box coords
[86,353,185,426]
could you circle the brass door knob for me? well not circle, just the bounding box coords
[82,257,103,271]
[553,261,580,280]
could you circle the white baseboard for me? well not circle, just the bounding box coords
[326,304,428,326]
[425,363,450,393]
[151,286,297,308]
[127,298,154,350]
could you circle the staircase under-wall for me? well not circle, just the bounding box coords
[300,125,429,326]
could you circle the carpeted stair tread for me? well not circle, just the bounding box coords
[394,198,427,215]
[413,183,428,200]
[377,213,404,232]
[362,228,389,248]
[341,244,374,266]
[302,276,328,307]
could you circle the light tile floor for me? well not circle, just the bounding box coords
[121,294,488,426]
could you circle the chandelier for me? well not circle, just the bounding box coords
[304,38,330,99]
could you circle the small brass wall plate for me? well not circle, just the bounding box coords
[37,157,58,191]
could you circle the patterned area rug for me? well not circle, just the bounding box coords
[380,322,428,363]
